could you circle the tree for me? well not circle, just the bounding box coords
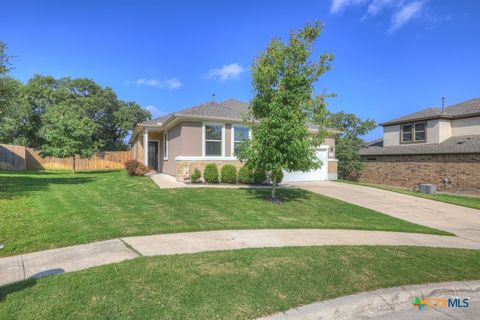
[23,75,150,150]
[328,111,376,180]
[0,77,29,145]
[0,41,12,76]
[238,22,334,201]
[39,101,98,173]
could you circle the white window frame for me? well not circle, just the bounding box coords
[163,131,168,160]
[231,125,251,157]
[202,122,225,157]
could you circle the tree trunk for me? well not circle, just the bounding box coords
[271,174,277,202]
[72,156,76,174]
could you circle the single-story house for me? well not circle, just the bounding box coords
[129,99,339,182]
[359,98,480,193]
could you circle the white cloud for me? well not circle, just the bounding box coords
[144,105,165,118]
[164,78,182,90]
[362,0,398,19]
[204,63,244,82]
[331,0,434,34]
[389,1,425,32]
[330,0,368,14]
[127,78,183,90]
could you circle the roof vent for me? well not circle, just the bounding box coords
[457,141,465,145]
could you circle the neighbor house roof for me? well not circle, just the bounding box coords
[380,98,480,126]
[359,135,480,156]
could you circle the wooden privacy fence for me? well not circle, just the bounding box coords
[0,144,132,171]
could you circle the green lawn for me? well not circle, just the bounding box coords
[0,170,447,257]
[1,246,479,320]
[338,180,480,210]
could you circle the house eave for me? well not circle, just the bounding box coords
[380,112,480,126]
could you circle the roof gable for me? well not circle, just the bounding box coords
[381,98,480,126]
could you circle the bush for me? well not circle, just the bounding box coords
[238,166,253,184]
[271,170,284,184]
[203,163,219,183]
[190,168,201,183]
[221,164,237,184]
[125,160,148,176]
[253,168,267,184]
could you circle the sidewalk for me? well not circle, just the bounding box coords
[2,229,480,286]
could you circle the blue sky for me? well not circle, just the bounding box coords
[1,0,479,140]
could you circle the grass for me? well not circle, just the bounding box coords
[1,246,480,319]
[338,180,480,210]
[0,170,448,257]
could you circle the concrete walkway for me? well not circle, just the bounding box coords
[149,173,187,189]
[293,181,480,242]
[259,280,480,320]
[2,229,480,286]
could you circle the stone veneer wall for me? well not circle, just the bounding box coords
[176,160,243,181]
[359,154,480,193]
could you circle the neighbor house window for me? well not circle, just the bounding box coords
[401,121,426,143]
[232,126,249,156]
[163,132,168,160]
[204,124,224,156]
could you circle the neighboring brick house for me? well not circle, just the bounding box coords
[129,99,339,182]
[359,98,480,193]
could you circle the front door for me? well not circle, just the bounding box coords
[148,141,159,171]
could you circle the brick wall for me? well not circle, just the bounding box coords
[359,154,480,193]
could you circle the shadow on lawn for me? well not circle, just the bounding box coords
[245,187,311,203]
[0,278,37,302]
[0,174,95,200]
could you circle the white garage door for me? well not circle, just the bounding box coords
[282,146,328,182]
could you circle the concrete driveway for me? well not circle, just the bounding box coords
[292,181,480,242]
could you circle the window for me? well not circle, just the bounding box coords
[163,132,168,160]
[401,121,426,143]
[204,124,223,156]
[414,122,426,141]
[232,127,249,155]
[401,124,412,142]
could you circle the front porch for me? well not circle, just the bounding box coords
[132,128,165,172]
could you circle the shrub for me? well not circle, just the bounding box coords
[125,160,148,176]
[203,163,219,183]
[271,170,284,184]
[190,168,201,183]
[253,168,267,184]
[238,165,253,184]
[221,164,237,184]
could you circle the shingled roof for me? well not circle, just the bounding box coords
[139,99,323,130]
[381,98,480,126]
[359,135,480,156]
[140,99,249,126]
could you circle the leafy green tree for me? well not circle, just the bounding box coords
[0,41,12,76]
[23,75,150,150]
[328,111,376,180]
[238,22,334,201]
[39,101,99,173]
[0,41,31,145]
[0,77,29,145]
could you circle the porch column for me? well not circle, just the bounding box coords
[143,128,149,166]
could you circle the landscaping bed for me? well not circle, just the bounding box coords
[1,246,479,319]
